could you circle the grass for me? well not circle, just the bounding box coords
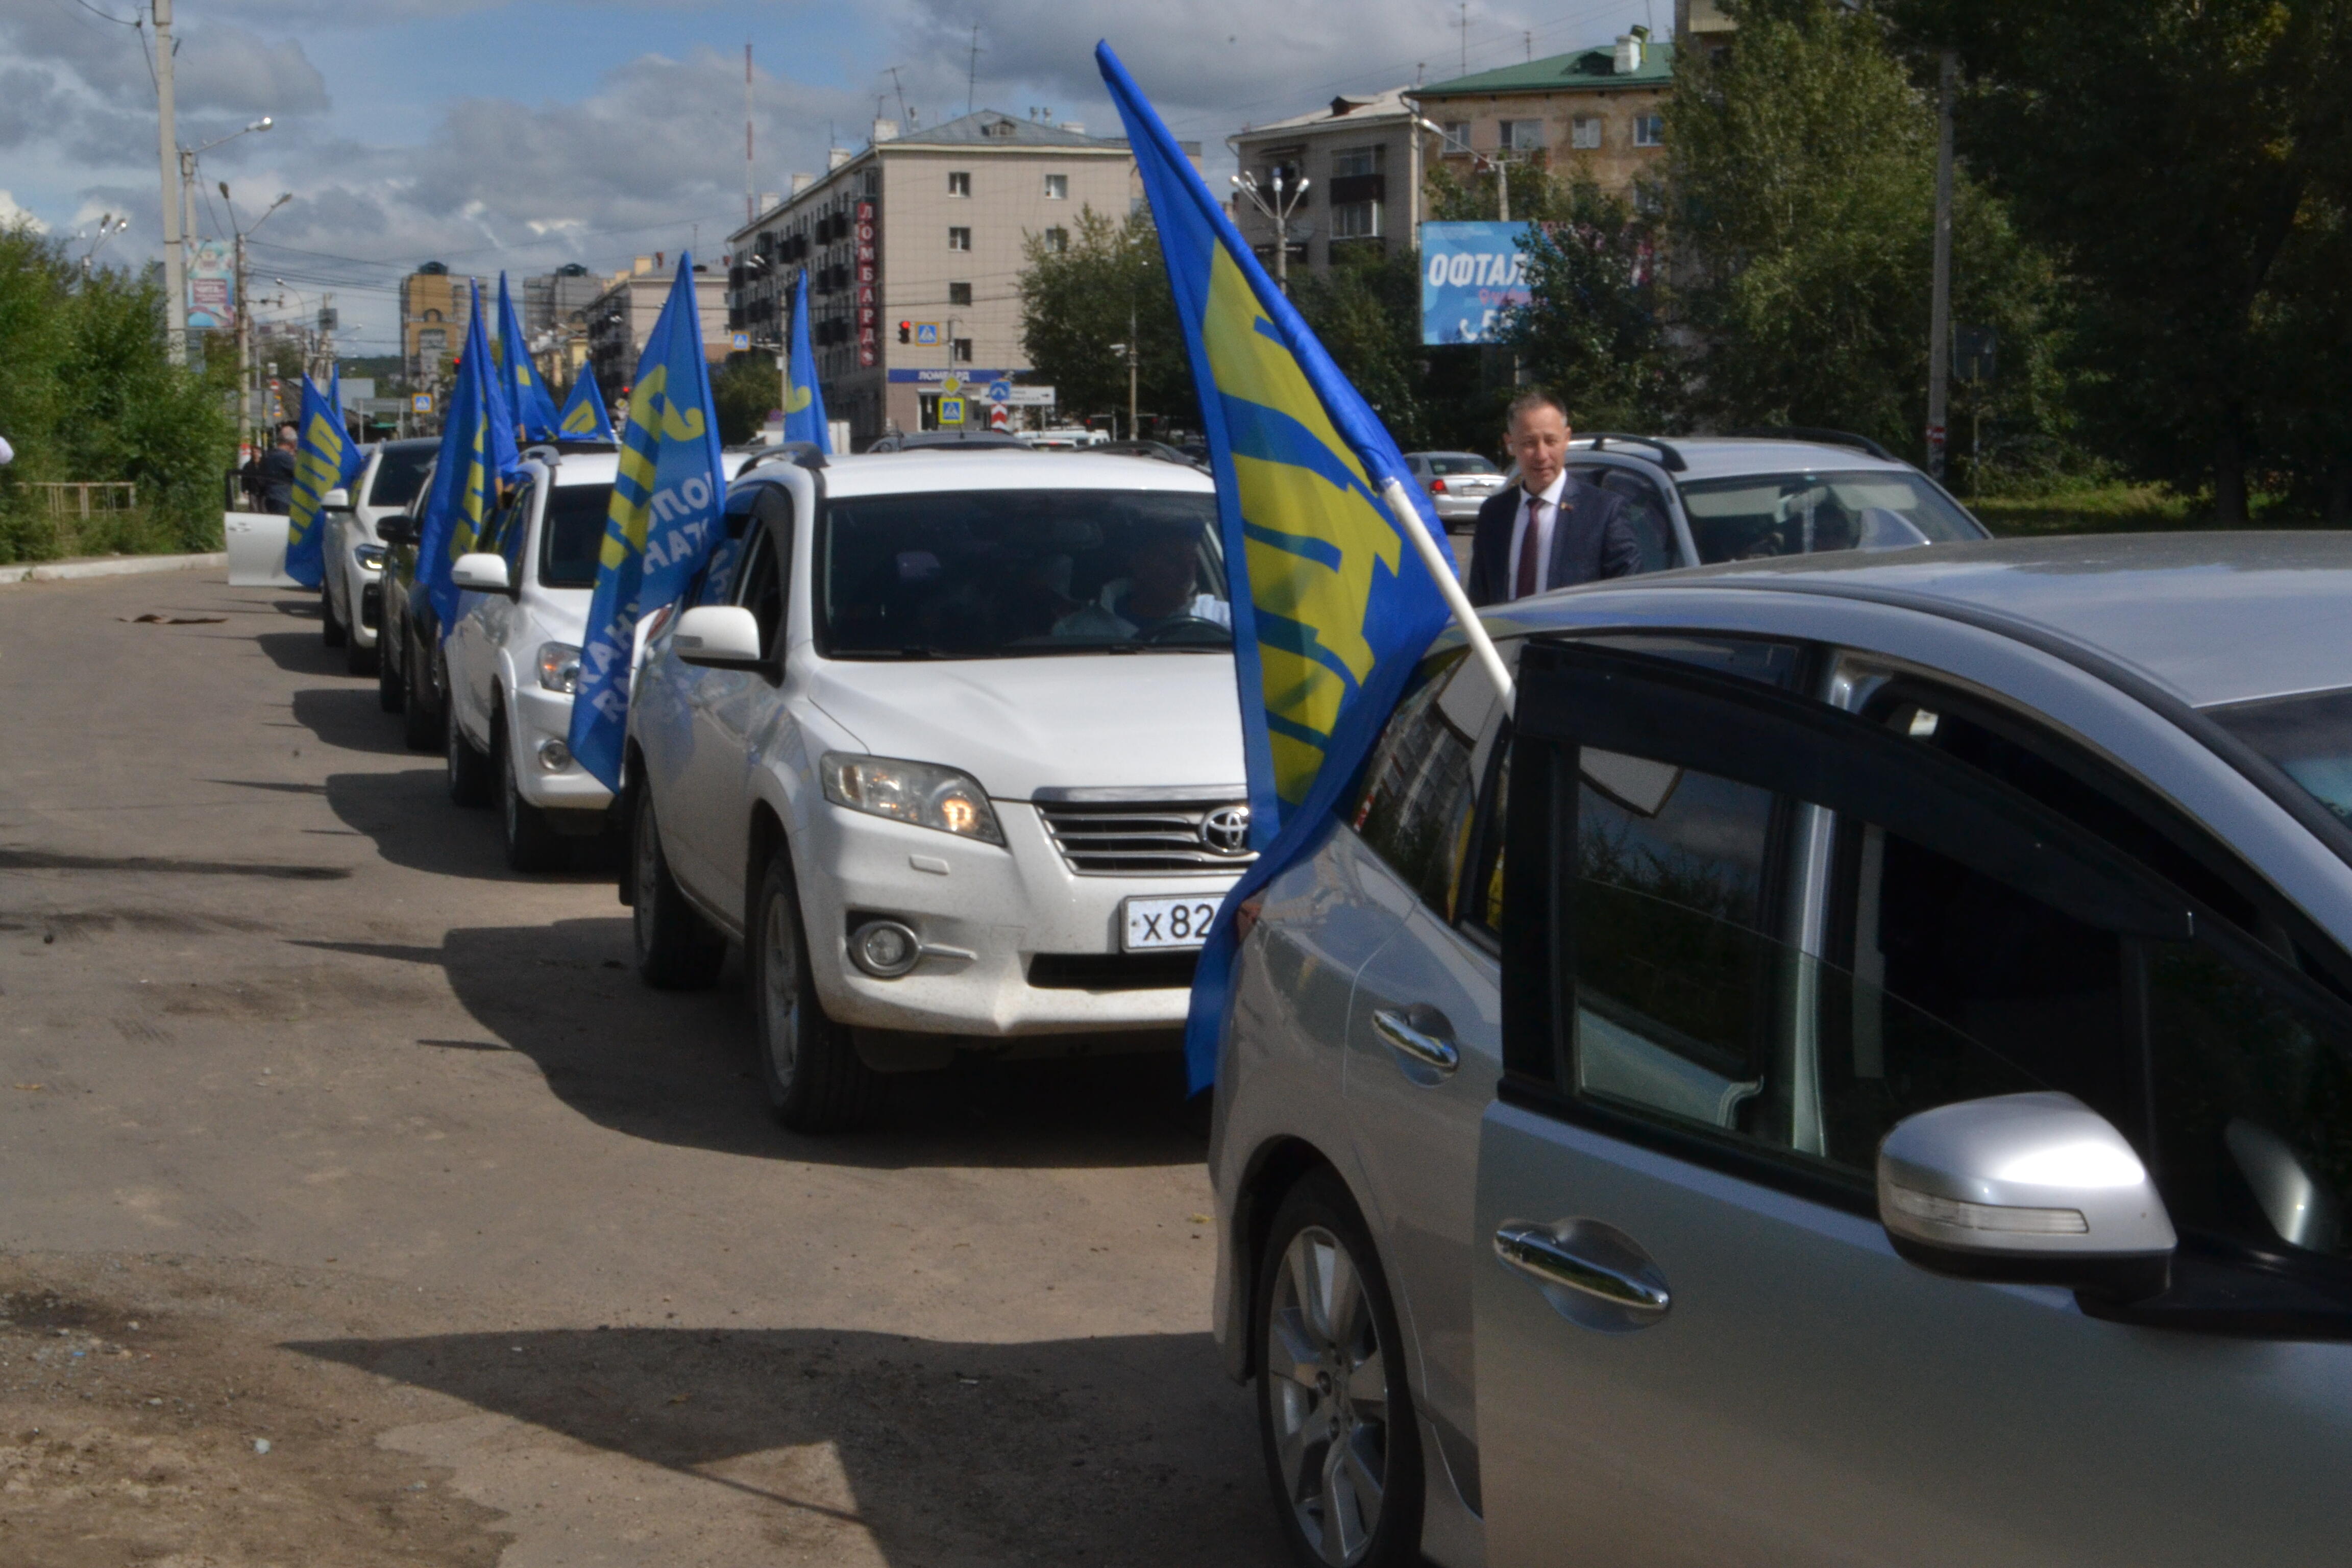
[1967,480,2317,538]
[0,504,223,564]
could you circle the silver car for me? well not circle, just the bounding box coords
[1212,533,2352,1566]
[1404,451,1507,524]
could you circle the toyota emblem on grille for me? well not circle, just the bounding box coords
[1202,805,1252,855]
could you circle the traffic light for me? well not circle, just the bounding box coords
[898,321,911,344]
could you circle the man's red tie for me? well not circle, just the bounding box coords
[1514,496,1541,600]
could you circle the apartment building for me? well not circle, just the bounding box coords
[1411,29,1676,203]
[399,262,472,384]
[584,256,731,404]
[522,263,602,384]
[726,110,1198,445]
[1230,88,1428,281]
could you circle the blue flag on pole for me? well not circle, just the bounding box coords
[567,256,728,792]
[558,370,616,440]
[1097,42,1458,1091]
[783,269,830,452]
[284,372,362,590]
[497,273,564,444]
[413,281,521,635]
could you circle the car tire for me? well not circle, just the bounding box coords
[630,788,724,990]
[496,713,566,872]
[321,585,348,648]
[347,621,378,677]
[376,619,405,712]
[446,704,493,807]
[749,847,882,1134]
[1254,1170,1424,1568]
[400,635,442,752]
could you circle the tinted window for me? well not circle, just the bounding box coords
[734,532,783,658]
[1352,649,1477,914]
[2209,685,2352,830]
[539,482,615,589]
[488,484,533,575]
[819,488,1227,658]
[1425,455,1498,476]
[1677,470,1981,564]
[367,445,435,509]
[1573,466,1677,573]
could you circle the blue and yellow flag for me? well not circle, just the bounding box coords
[783,269,830,452]
[414,281,521,634]
[497,273,564,444]
[1099,43,1457,1090]
[567,256,728,792]
[283,372,363,590]
[558,371,616,441]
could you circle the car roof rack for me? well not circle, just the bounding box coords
[1569,433,1687,472]
[1728,426,1899,463]
[740,440,828,473]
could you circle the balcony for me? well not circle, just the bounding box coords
[1328,173,1385,206]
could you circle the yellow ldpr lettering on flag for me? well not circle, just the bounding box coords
[1201,247,1402,804]
[602,365,668,570]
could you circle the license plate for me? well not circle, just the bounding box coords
[1122,894,1221,951]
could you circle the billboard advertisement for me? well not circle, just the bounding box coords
[1419,221,1531,346]
[187,239,235,333]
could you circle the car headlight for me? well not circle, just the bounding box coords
[537,641,581,695]
[820,752,1003,844]
[354,544,388,571]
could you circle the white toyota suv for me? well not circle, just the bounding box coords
[321,437,437,675]
[623,448,1250,1131]
[443,444,625,869]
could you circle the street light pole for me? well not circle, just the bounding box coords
[1926,49,1956,480]
[154,0,186,364]
[1229,169,1312,295]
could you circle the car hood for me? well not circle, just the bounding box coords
[801,651,1246,800]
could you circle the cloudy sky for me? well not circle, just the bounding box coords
[3,0,1658,355]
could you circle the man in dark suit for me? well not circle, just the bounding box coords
[1465,388,1644,607]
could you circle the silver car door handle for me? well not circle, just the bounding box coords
[1494,1221,1672,1318]
[1371,1007,1460,1074]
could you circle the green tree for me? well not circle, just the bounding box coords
[1498,179,1678,432]
[1017,207,1192,434]
[1290,245,1437,449]
[710,352,782,446]
[1886,0,2352,520]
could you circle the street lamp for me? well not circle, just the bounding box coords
[218,184,292,439]
[78,214,129,278]
[1411,114,1517,221]
[179,116,273,261]
[1230,168,1311,295]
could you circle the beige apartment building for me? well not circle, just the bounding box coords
[399,263,473,384]
[726,110,1197,445]
[1410,29,1676,206]
[1230,88,1430,281]
[584,257,731,402]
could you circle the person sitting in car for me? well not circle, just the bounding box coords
[1053,526,1230,640]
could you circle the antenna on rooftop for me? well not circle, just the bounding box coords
[966,25,982,117]
[744,43,755,225]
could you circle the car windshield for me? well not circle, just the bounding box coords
[540,482,614,589]
[368,445,436,509]
[2208,687,2352,831]
[1678,470,1982,564]
[820,487,1229,658]
[1425,455,1499,476]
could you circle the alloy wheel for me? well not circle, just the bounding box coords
[760,888,801,1095]
[631,798,660,955]
[1265,1225,1391,1565]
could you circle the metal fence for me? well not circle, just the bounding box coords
[31,482,139,519]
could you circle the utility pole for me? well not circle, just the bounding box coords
[1497,155,1510,223]
[154,0,186,364]
[1926,49,1956,480]
[744,44,756,226]
[966,26,981,117]
[1127,303,1139,440]
[1229,168,1311,295]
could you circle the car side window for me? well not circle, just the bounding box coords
[733,527,784,660]
[749,484,794,650]
[693,485,763,606]
[497,484,534,577]
[1352,649,1478,915]
[1573,465,1677,573]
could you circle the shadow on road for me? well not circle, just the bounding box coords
[318,769,614,881]
[289,1325,1279,1567]
[291,689,415,756]
[254,627,347,679]
[289,915,1210,1171]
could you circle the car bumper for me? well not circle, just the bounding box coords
[1430,491,1496,521]
[795,799,1240,1039]
[509,685,614,811]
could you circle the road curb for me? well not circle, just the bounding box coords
[0,552,230,586]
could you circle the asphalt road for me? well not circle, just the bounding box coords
[0,567,1284,1566]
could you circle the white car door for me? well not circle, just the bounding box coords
[449,482,530,750]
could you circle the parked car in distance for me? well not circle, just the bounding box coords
[1404,451,1506,524]
[1213,532,2352,1567]
[321,437,437,675]
[441,448,623,869]
[865,429,1028,453]
[624,450,1251,1132]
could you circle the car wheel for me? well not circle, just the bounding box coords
[400,635,442,752]
[376,618,405,712]
[1255,1171,1424,1568]
[630,788,724,989]
[446,704,493,807]
[749,848,882,1133]
[497,715,566,872]
[347,621,378,677]
[321,585,348,648]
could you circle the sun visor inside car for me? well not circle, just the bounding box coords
[1517,638,2191,942]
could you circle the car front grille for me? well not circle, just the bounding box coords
[1034,795,1256,876]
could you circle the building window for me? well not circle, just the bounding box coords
[948,227,972,251]
[418,328,447,354]
[1332,200,1382,239]
[1331,145,1382,179]
[1634,114,1665,147]
[948,281,972,305]
[952,337,974,363]
[1499,119,1546,152]
[422,309,443,323]
[948,170,971,197]
[1044,173,1068,200]
[1571,115,1603,150]
[1440,121,1471,154]
[1043,227,1069,253]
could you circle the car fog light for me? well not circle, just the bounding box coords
[536,739,571,772]
[849,919,923,978]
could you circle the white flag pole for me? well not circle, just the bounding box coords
[1381,476,1514,714]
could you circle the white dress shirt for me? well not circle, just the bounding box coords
[1504,470,1570,597]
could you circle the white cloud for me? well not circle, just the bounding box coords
[0,191,51,234]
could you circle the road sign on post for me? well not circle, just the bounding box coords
[731,331,751,352]
[411,393,433,413]
[1954,326,1997,383]
[938,396,965,426]
[986,379,1012,403]
[989,403,1010,430]
[914,322,942,346]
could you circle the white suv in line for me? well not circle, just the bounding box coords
[623,449,1250,1131]
[321,437,438,675]
[443,445,625,869]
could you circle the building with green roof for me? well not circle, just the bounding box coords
[1409,29,1676,204]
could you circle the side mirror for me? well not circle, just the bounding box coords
[671,604,767,671]
[1878,1092,2175,1303]
[322,487,351,512]
[377,514,418,547]
[450,552,512,595]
